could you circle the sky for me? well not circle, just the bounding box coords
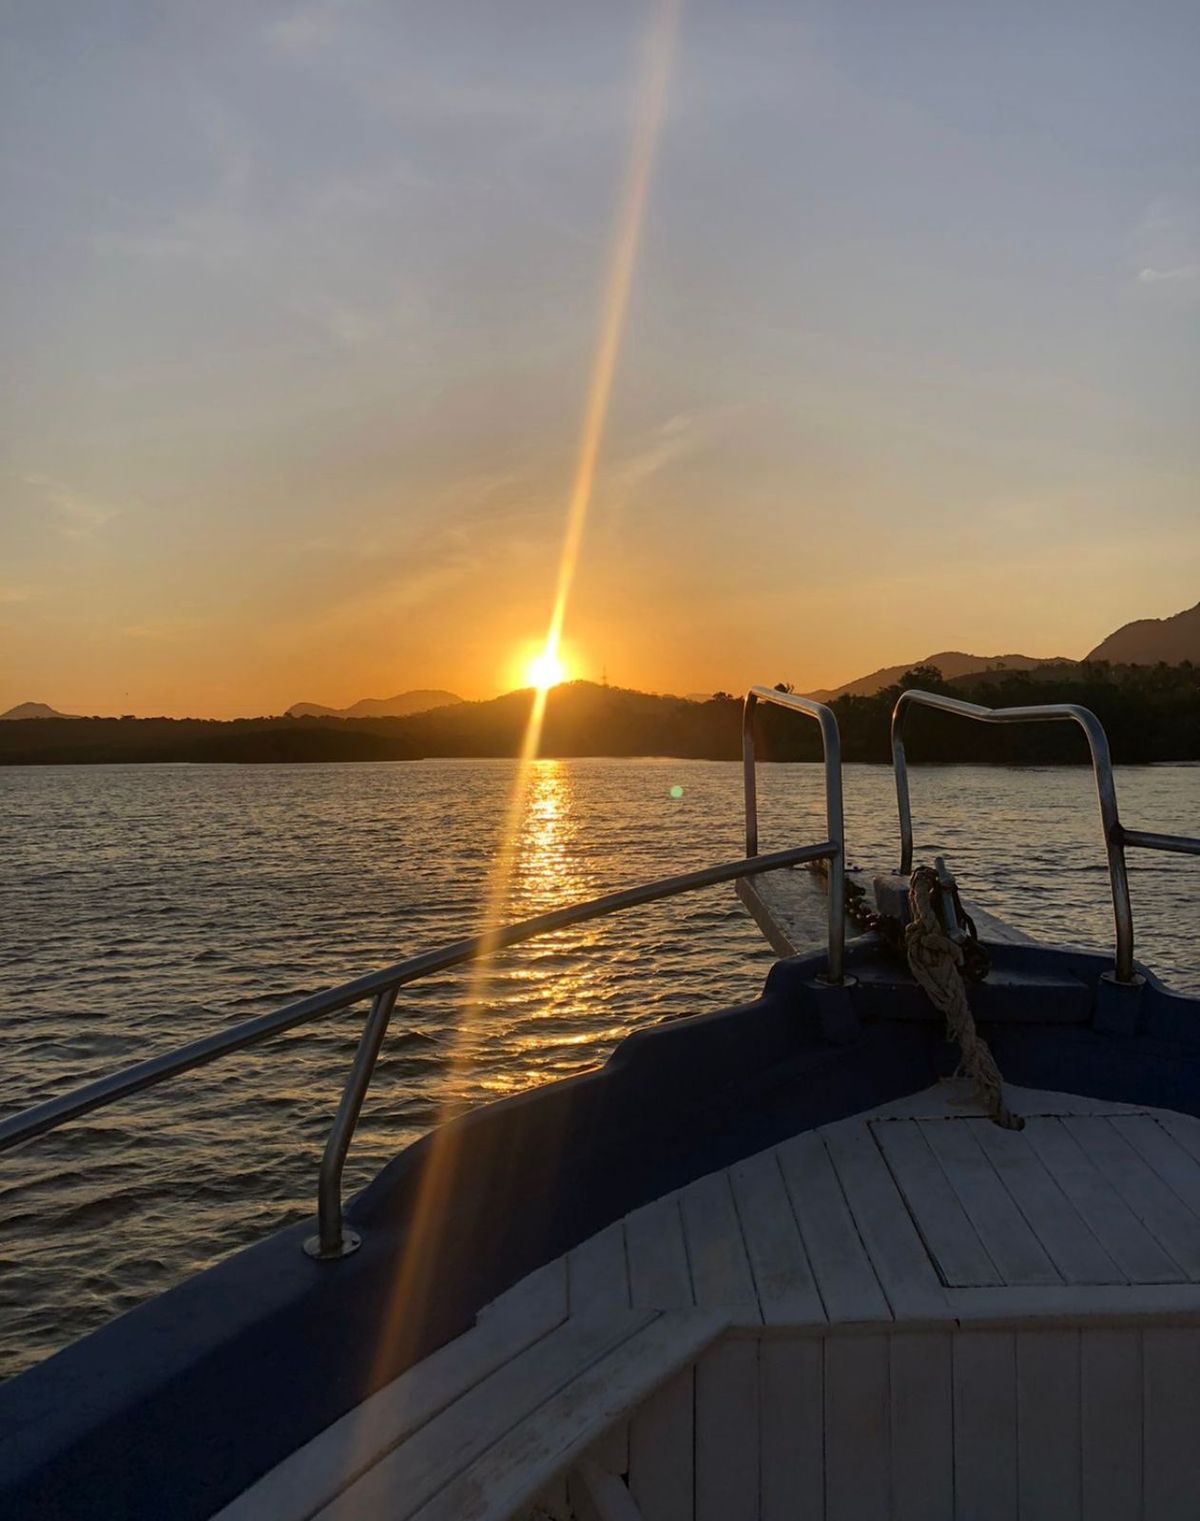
[1,0,1197,718]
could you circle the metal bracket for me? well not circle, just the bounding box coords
[303,1226,361,1261]
[1094,969,1147,1037]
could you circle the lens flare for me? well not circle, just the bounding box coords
[360,0,682,1417]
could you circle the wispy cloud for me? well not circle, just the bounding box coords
[22,474,119,538]
[1133,198,1200,294]
[263,0,365,57]
[1137,264,1200,285]
[0,584,40,606]
[119,618,201,640]
[604,412,705,502]
[89,103,253,272]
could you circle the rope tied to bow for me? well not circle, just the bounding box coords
[904,866,1023,1131]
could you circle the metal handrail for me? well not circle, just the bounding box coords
[742,686,845,984]
[891,688,1200,984]
[0,841,836,1259]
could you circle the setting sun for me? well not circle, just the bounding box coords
[524,648,568,691]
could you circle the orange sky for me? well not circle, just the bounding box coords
[2,3,1197,719]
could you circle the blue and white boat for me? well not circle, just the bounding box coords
[3,688,1199,1521]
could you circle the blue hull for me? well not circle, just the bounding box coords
[3,938,1199,1520]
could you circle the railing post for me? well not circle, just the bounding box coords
[890,690,1139,983]
[742,693,760,858]
[821,713,846,986]
[892,718,915,876]
[742,687,845,984]
[305,985,400,1260]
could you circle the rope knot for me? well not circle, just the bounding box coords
[905,867,1023,1131]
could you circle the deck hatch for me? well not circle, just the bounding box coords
[869,1113,1200,1289]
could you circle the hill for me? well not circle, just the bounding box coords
[1086,601,1200,666]
[808,651,1070,700]
[0,702,79,720]
[2,670,1197,766]
[0,714,424,765]
[286,689,461,719]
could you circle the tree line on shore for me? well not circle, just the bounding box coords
[2,662,1197,766]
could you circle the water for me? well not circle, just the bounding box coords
[1,758,1197,1377]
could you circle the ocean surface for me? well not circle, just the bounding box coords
[2,757,1198,1378]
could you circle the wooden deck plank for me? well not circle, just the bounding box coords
[728,1148,824,1325]
[776,1130,892,1322]
[1022,1118,1182,1283]
[950,1282,1200,1323]
[1080,1329,1142,1521]
[569,1222,631,1314]
[569,1222,633,1474]
[625,1195,693,1310]
[1143,1327,1200,1520]
[968,1118,1126,1285]
[479,1256,570,1329]
[918,1118,1060,1286]
[889,1331,953,1521]
[1155,1110,1200,1168]
[214,1259,570,1521]
[628,1366,694,1521]
[735,868,830,958]
[1110,1114,1200,1222]
[694,1339,758,1521]
[313,1312,656,1521]
[1016,1330,1081,1521]
[824,1333,890,1521]
[1065,1117,1200,1280]
[679,1171,759,1318]
[820,1119,949,1319]
[759,1338,822,1521]
[953,1331,1018,1521]
[872,1119,1001,1286]
[410,1312,724,1521]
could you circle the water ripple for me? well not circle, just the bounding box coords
[0,757,1196,1377]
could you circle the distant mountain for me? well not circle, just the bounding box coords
[286,690,462,719]
[4,670,1196,766]
[0,701,79,720]
[808,652,1071,701]
[1086,600,1200,666]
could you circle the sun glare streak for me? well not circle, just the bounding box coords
[361,0,682,1409]
[542,0,682,681]
[524,647,568,690]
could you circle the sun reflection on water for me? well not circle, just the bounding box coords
[509,760,588,914]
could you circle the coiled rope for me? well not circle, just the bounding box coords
[904,866,1023,1131]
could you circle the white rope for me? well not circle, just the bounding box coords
[904,867,1023,1131]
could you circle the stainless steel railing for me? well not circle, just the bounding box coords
[742,686,846,984]
[0,838,838,1260]
[891,688,1200,984]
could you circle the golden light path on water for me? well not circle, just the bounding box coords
[361,0,684,1409]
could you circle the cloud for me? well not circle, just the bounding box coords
[22,475,118,538]
[264,0,363,57]
[601,409,721,508]
[119,618,201,640]
[0,584,39,606]
[1133,198,1200,293]
[1137,264,1200,285]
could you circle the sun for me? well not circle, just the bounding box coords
[524,647,568,691]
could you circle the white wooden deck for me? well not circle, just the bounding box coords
[214,1083,1200,1521]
